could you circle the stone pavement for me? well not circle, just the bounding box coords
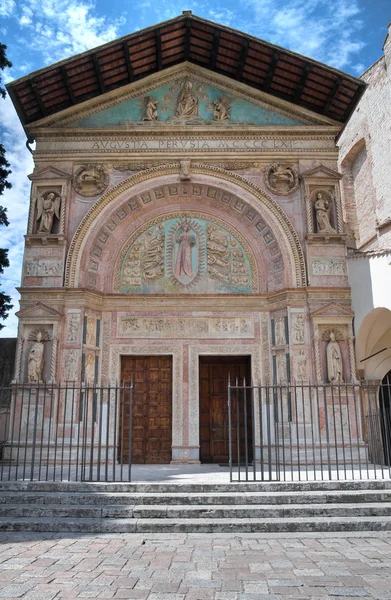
[0,531,391,600]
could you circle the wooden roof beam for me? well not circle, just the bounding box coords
[323,76,343,114]
[123,41,134,83]
[184,16,191,61]
[209,29,221,70]
[263,50,280,93]
[155,29,163,70]
[293,64,311,103]
[92,54,107,93]
[61,66,77,105]
[29,81,47,117]
[236,38,249,80]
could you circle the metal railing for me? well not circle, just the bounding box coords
[0,382,133,482]
[228,380,391,482]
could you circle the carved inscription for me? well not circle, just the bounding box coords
[118,316,254,338]
[25,261,62,277]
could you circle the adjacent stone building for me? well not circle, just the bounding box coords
[338,22,391,383]
[6,13,368,465]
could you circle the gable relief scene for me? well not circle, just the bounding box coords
[7,12,366,466]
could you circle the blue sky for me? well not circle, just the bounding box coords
[0,0,390,336]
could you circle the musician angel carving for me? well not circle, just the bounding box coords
[36,191,61,234]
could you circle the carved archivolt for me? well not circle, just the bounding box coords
[65,164,306,289]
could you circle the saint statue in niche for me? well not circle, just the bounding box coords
[28,332,45,383]
[314,191,336,233]
[326,331,343,383]
[176,80,198,118]
[174,223,196,279]
[36,191,61,234]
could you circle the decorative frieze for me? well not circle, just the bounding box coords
[24,260,62,277]
[312,258,346,276]
[117,316,254,338]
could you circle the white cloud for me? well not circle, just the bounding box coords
[15,0,125,64]
[0,0,15,17]
[243,0,365,70]
[0,96,33,336]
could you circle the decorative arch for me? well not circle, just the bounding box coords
[356,307,391,380]
[65,164,306,292]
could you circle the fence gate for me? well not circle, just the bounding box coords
[228,380,391,482]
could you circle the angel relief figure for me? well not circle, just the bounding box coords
[36,191,61,234]
[213,97,231,121]
[142,96,158,121]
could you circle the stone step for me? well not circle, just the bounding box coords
[1,479,391,494]
[0,502,390,519]
[1,488,391,506]
[1,515,391,533]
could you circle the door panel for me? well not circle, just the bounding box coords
[120,355,172,464]
[199,356,252,463]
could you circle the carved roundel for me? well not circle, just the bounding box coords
[72,164,109,197]
[264,163,299,196]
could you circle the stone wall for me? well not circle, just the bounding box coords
[338,24,391,251]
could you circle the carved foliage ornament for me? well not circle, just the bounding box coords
[265,163,298,196]
[72,164,109,197]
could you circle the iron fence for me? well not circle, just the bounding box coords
[228,380,391,482]
[0,382,133,482]
[1,380,391,483]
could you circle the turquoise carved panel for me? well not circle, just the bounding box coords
[70,79,304,127]
[119,217,253,294]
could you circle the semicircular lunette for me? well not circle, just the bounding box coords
[117,214,254,294]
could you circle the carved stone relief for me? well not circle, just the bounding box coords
[294,350,308,381]
[85,317,96,346]
[66,313,81,344]
[64,350,79,381]
[276,353,287,383]
[179,160,191,180]
[275,317,286,346]
[142,96,158,121]
[24,260,62,277]
[36,191,61,234]
[213,97,231,121]
[312,258,345,276]
[118,316,254,338]
[84,353,95,384]
[72,164,109,197]
[175,79,198,118]
[119,216,253,294]
[291,313,305,344]
[265,163,298,195]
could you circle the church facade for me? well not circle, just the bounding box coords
[7,13,367,465]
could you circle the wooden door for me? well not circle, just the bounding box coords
[120,355,172,464]
[199,356,252,463]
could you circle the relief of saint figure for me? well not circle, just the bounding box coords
[314,191,336,233]
[176,80,198,118]
[174,223,196,279]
